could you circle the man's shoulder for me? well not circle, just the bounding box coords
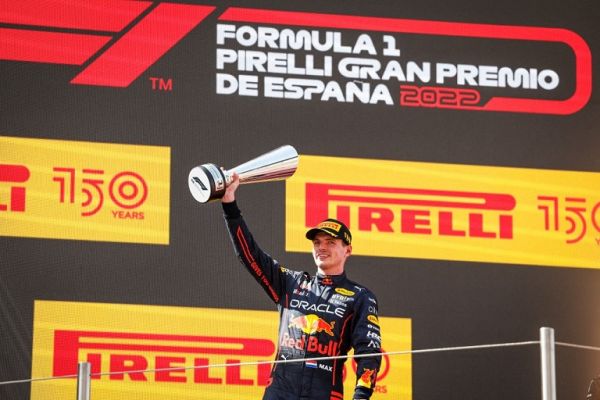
[342,279,378,301]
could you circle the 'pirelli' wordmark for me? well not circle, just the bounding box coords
[53,330,274,385]
[306,183,515,239]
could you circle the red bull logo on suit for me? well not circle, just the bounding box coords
[288,314,336,336]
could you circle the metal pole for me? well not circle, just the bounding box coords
[540,327,556,400]
[76,362,91,400]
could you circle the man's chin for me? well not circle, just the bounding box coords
[315,261,328,269]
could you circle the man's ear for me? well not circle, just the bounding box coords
[346,244,352,257]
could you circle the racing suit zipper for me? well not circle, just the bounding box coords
[298,276,329,398]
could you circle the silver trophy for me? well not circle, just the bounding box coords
[188,145,299,203]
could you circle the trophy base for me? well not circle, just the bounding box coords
[188,164,228,203]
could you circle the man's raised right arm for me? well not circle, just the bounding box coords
[221,173,285,304]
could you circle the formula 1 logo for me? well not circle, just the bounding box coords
[0,1,215,87]
[1,2,591,114]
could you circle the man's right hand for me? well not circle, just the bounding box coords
[221,172,240,203]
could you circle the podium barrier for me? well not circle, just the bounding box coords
[2,327,599,400]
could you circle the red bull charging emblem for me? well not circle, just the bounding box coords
[288,314,336,336]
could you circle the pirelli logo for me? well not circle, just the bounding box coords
[32,301,412,400]
[53,330,273,385]
[318,221,343,232]
[286,155,600,269]
[306,183,515,239]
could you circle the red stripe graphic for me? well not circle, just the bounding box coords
[0,28,110,65]
[0,0,151,32]
[236,226,257,266]
[330,390,344,399]
[219,8,592,115]
[332,313,353,386]
[71,4,215,87]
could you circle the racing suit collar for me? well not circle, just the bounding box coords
[316,272,347,286]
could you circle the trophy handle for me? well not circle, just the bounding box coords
[223,170,233,185]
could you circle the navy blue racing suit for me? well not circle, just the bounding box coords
[223,201,382,400]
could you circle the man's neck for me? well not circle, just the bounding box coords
[317,266,344,276]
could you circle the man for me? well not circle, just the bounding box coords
[220,173,382,400]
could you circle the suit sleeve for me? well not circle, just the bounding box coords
[351,291,382,400]
[222,201,286,304]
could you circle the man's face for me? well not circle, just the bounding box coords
[311,232,352,274]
